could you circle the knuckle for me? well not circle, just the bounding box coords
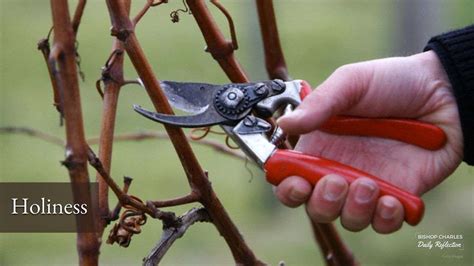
[333,63,364,84]
[334,64,355,77]
[325,64,368,112]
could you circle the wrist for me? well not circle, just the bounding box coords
[411,51,464,167]
[412,51,452,90]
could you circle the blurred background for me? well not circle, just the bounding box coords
[0,0,473,265]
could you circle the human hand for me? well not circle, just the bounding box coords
[275,51,463,233]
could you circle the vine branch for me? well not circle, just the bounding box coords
[186,0,247,83]
[255,0,288,80]
[94,1,130,238]
[49,0,99,264]
[143,208,211,266]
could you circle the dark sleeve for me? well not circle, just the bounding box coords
[424,25,474,165]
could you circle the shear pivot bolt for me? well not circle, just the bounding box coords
[221,87,244,109]
[228,92,237,100]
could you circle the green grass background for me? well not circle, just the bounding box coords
[0,0,473,265]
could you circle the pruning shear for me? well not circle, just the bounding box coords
[133,79,447,226]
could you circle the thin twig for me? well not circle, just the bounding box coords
[95,1,130,238]
[88,131,248,162]
[210,0,238,49]
[150,193,199,208]
[0,127,249,162]
[37,27,63,120]
[87,148,156,217]
[72,0,87,34]
[109,176,134,222]
[87,148,187,248]
[133,0,167,25]
[0,126,64,146]
[87,147,180,228]
[186,0,247,83]
[143,208,211,266]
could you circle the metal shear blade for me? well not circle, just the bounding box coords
[133,104,232,128]
[134,80,238,127]
[159,80,222,114]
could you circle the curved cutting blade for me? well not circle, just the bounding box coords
[133,105,232,128]
[159,80,222,114]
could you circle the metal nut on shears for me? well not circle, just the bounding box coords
[243,116,257,127]
[270,79,286,92]
[240,116,271,134]
[221,87,244,108]
[254,83,268,95]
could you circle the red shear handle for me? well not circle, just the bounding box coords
[264,149,424,226]
[298,80,447,150]
[321,116,447,150]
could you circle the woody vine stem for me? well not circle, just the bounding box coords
[31,0,361,265]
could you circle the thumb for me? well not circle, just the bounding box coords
[278,64,370,135]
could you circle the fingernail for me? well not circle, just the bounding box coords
[354,180,377,203]
[322,177,347,201]
[289,186,307,202]
[379,201,397,220]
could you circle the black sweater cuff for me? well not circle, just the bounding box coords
[424,25,474,165]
